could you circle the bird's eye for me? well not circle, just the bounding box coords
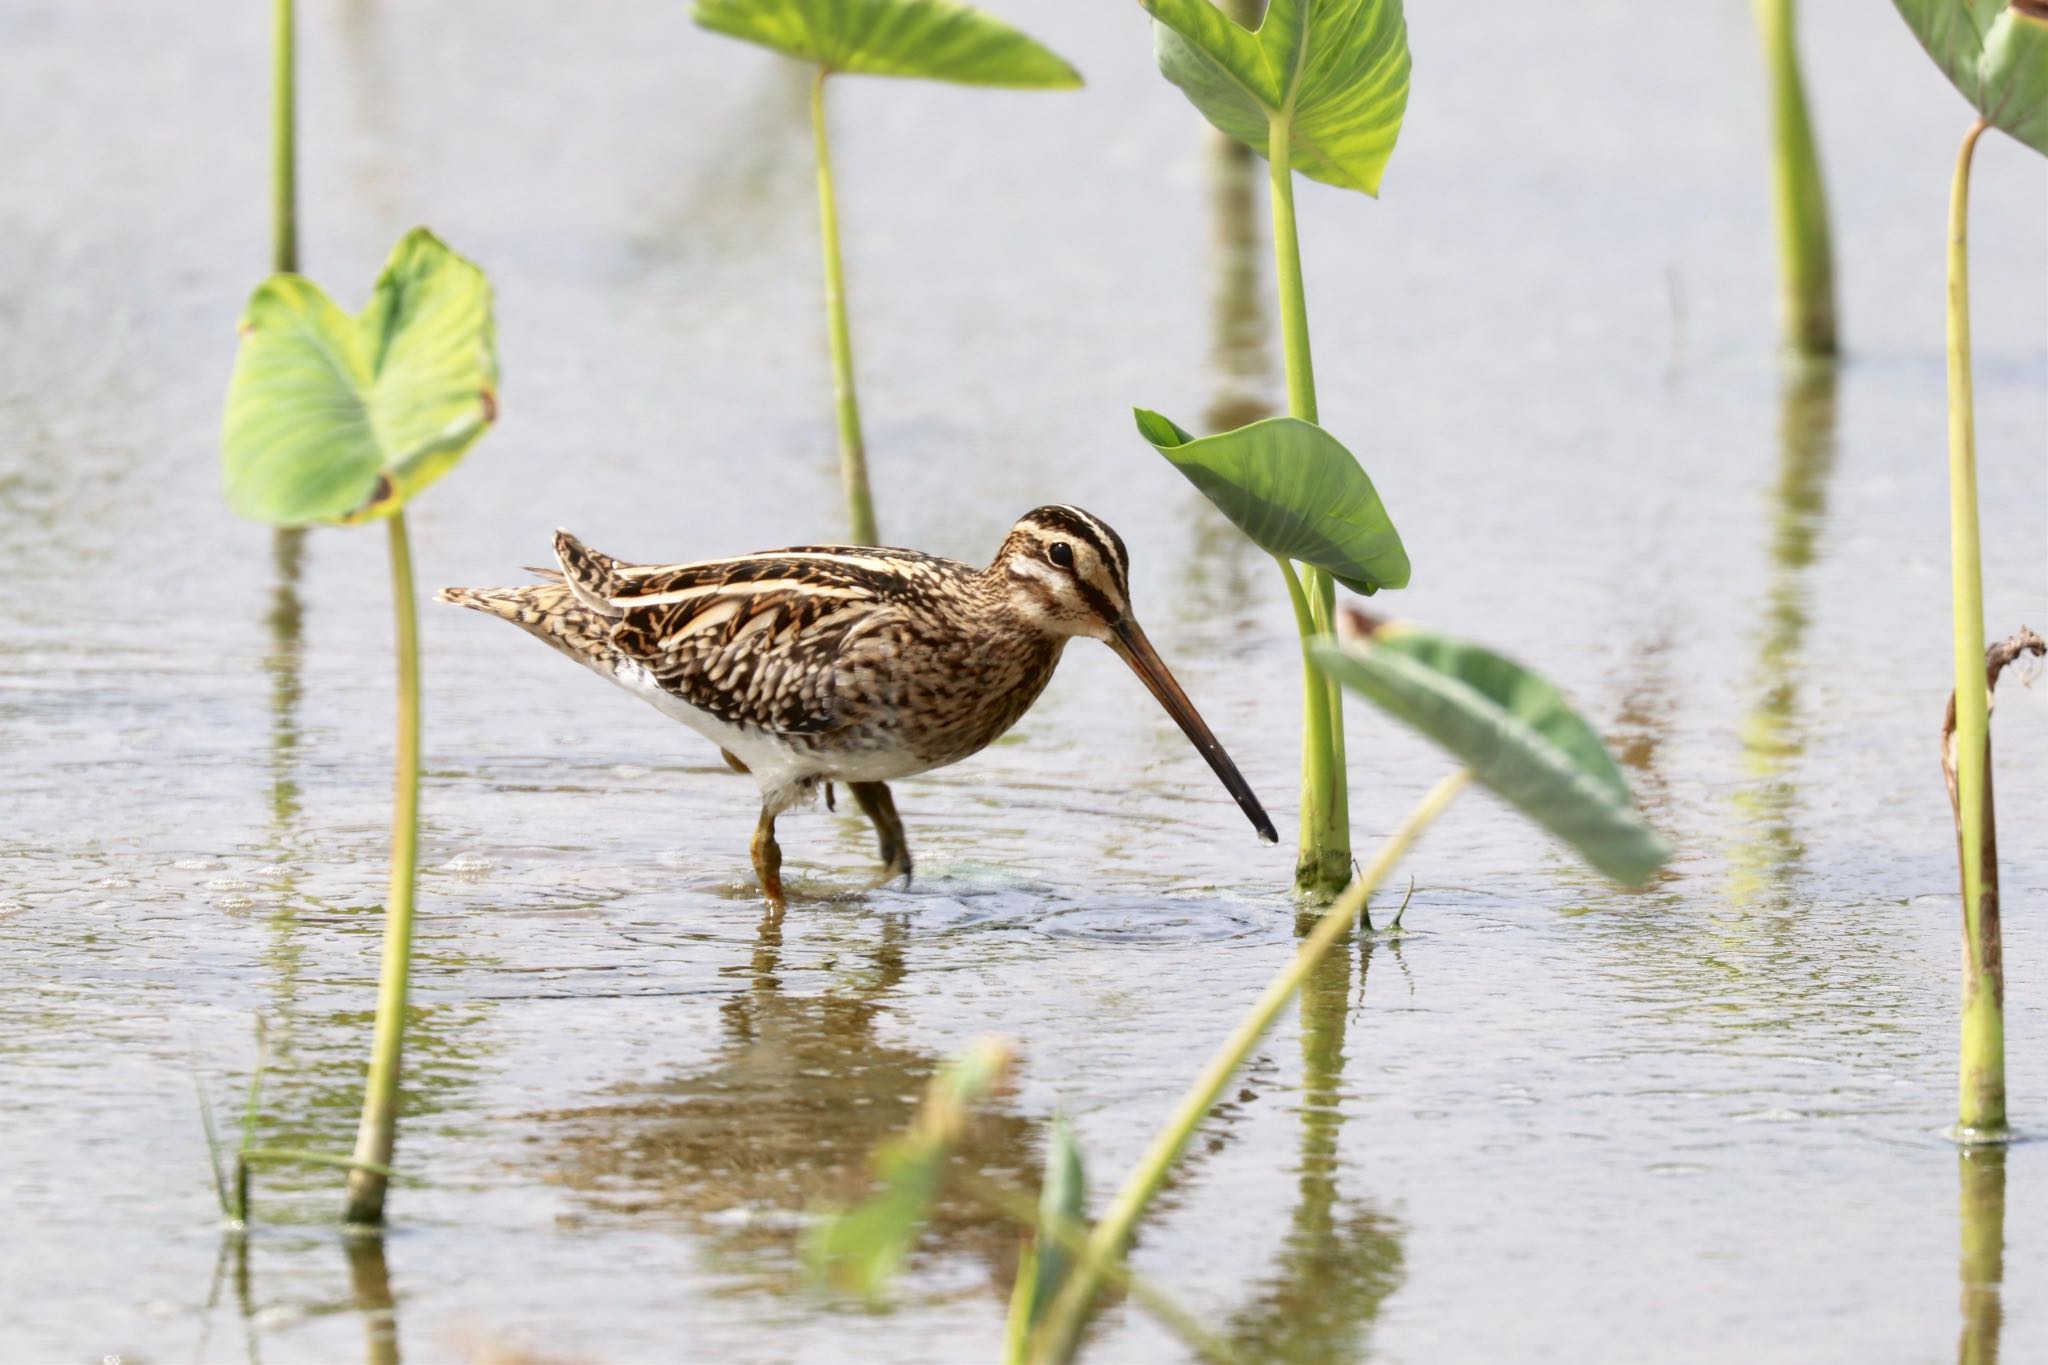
[1048,541,1074,570]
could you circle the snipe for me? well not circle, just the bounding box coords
[440,505,1275,908]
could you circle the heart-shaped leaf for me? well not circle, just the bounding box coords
[1310,617,1671,885]
[221,228,498,527]
[1144,0,1410,195]
[1894,0,2048,155]
[695,0,1081,87]
[1136,408,1409,594]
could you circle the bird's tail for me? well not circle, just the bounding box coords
[435,580,622,674]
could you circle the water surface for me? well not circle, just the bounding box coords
[3,2,2046,1361]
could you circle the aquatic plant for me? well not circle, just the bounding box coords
[692,0,1081,544]
[271,0,297,274]
[1132,0,1413,899]
[1889,0,2048,1140]
[812,610,1668,1360]
[220,227,499,1224]
[1753,0,1837,354]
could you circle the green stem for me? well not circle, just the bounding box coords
[1945,117,2002,1138]
[1266,116,1316,426]
[1754,0,1835,355]
[1030,770,1472,1363]
[1267,113,1350,897]
[344,511,424,1225]
[272,0,297,274]
[811,66,878,545]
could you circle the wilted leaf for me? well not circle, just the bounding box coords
[221,228,498,527]
[695,0,1081,87]
[1136,408,1408,594]
[1893,1,2048,155]
[1144,0,1410,194]
[1311,616,1670,885]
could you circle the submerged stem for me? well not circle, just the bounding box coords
[344,511,424,1225]
[1030,770,1471,1363]
[811,66,878,545]
[272,0,297,274]
[1944,118,2001,1139]
[1754,0,1835,355]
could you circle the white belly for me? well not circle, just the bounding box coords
[604,657,928,799]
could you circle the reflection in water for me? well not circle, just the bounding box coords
[337,0,403,228]
[1202,103,1274,437]
[346,1232,401,1365]
[1179,82,1274,629]
[199,1233,262,1365]
[541,911,1042,1290]
[642,65,812,266]
[195,1230,403,1365]
[1227,930,1404,1359]
[1957,1146,2005,1365]
[1726,361,1838,910]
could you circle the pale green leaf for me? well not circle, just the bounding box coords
[1145,0,1410,194]
[1025,1119,1086,1331]
[695,0,1081,87]
[806,1039,1015,1301]
[1135,408,1409,594]
[221,228,498,527]
[1893,0,2048,155]
[1311,621,1670,885]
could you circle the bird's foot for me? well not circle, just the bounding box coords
[865,855,913,892]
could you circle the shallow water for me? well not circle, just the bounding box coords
[3,1,2046,1361]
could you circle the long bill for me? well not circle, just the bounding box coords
[1108,617,1277,843]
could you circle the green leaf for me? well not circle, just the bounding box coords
[1135,408,1409,594]
[1310,620,1671,885]
[221,227,499,527]
[806,1038,1015,1301]
[1893,1,2048,155]
[1144,0,1410,194]
[694,0,1082,87]
[1025,1119,1086,1331]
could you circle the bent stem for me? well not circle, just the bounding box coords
[1944,117,2001,1139]
[272,0,297,274]
[345,511,424,1225]
[811,66,878,545]
[1754,0,1835,355]
[1267,113,1350,899]
[1030,769,1471,1363]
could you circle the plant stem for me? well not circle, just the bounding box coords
[1945,117,2002,1138]
[1266,114,1350,898]
[344,511,424,1225]
[1754,0,1835,355]
[272,0,297,274]
[1030,769,1471,1363]
[1266,118,1317,426]
[811,66,878,545]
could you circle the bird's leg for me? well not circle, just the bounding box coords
[721,749,750,775]
[750,806,786,912]
[849,781,913,888]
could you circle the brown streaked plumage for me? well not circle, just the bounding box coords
[439,505,1276,910]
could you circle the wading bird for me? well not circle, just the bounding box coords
[440,506,1275,909]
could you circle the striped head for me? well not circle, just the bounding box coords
[992,505,1133,640]
[991,505,1277,845]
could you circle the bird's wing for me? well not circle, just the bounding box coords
[598,550,921,735]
